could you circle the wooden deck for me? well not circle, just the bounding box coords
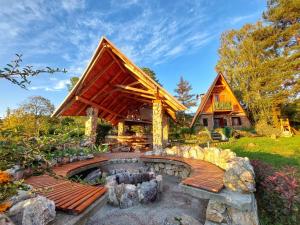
[52,156,109,177]
[25,175,106,214]
[140,155,224,193]
[25,152,224,214]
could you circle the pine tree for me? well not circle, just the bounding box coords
[174,76,196,109]
[216,0,300,125]
[141,67,161,85]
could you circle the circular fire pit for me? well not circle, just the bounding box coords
[106,170,163,208]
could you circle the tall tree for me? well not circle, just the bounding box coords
[174,76,196,109]
[0,54,66,89]
[216,0,300,125]
[20,96,55,136]
[67,76,79,92]
[141,67,161,85]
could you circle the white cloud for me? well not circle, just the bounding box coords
[29,79,70,92]
[230,13,259,25]
[62,0,85,12]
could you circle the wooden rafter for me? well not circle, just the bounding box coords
[115,84,154,95]
[79,60,115,96]
[75,96,125,119]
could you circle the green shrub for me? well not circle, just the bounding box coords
[255,120,281,137]
[95,123,112,146]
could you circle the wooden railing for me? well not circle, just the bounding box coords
[213,101,232,111]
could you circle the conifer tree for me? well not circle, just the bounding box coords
[216,0,300,125]
[174,76,196,109]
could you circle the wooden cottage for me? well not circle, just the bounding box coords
[52,37,186,151]
[191,73,251,130]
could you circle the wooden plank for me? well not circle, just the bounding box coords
[115,84,154,95]
[76,96,125,119]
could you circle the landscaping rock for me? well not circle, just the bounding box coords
[0,214,15,225]
[9,190,35,206]
[163,214,202,225]
[8,195,55,225]
[84,169,102,184]
[223,157,255,193]
[119,184,139,208]
[138,180,158,203]
[206,200,226,223]
[6,166,23,180]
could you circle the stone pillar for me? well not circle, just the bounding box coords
[162,113,169,146]
[118,121,125,136]
[85,107,98,144]
[152,100,163,153]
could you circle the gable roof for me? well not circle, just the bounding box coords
[52,37,186,125]
[190,72,247,127]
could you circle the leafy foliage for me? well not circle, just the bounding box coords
[67,76,80,92]
[251,160,300,225]
[141,67,161,85]
[0,54,66,89]
[216,0,300,125]
[95,123,112,146]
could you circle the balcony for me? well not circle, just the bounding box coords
[213,101,232,111]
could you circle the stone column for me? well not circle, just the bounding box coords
[162,113,169,146]
[152,100,163,153]
[118,121,125,136]
[85,107,98,144]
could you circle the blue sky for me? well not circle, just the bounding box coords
[0,0,266,117]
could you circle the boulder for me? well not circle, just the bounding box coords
[8,195,55,225]
[0,214,15,225]
[119,184,139,209]
[9,190,35,206]
[204,148,221,166]
[218,149,236,170]
[84,169,102,184]
[206,200,226,223]
[163,214,202,225]
[138,180,158,203]
[6,165,23,180]
[223,157,256,193]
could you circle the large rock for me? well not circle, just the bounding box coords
[84,169,102,184]
[223,157,255,193]
[6,165,23,180]
[119,184,139,208]
[138,180,158,203]
[9,190,35,206]
[8,195,55,225]
[163,214,202,225]
[206,200,226,223]
[0,214,15,225]
[218,149,236,170]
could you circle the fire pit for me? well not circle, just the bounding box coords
[106,169,162,208]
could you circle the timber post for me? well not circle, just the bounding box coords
[162,113,169,146]
[118,121,125,136]
[152,100,163,153]
[85,107,99,144]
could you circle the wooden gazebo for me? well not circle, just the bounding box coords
[52,37,186,151]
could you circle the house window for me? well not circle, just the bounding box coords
[214,94,219,102]
[203,118,208,127]
[232,117,242,126]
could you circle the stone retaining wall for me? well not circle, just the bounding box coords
[145,145,259,225]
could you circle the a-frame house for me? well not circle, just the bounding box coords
[191,72,251,130]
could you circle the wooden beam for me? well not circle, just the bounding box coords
[106,48,126,73]
[125,96,152,104]
[126,81,140,87]
[115,84,154,95]
[79,60,115,95]
[117,90,156,99]
[76,96,125,119]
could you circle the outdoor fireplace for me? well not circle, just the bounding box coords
[106,168,163,209]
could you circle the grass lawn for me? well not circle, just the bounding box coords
[219,135,300,169]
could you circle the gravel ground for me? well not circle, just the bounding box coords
[86,175,208,225]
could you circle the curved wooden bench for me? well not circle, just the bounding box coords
[52,156,109,178]
[25,156,109,215]
[140,155,224,193]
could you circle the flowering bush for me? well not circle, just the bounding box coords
[251,160,300,225]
